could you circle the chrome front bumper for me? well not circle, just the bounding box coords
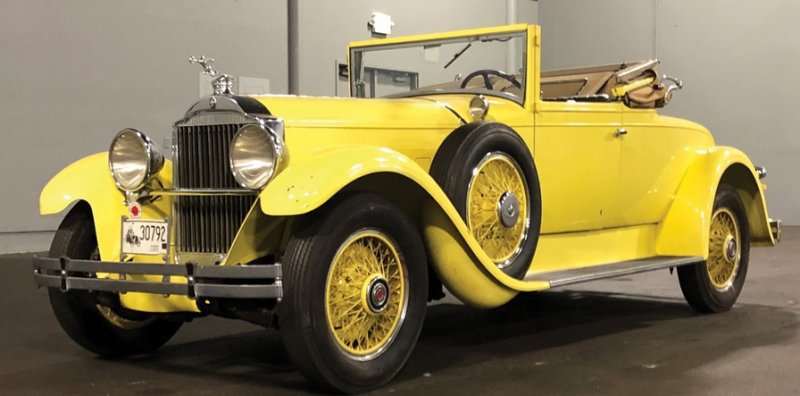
[770,218,782,243]
[32,256,282,300]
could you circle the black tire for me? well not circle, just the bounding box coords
[678,184,750,313]
[279,193,428,393]
[47,205,182,357]
[430,122,542,279]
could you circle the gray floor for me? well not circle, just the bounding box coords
[1,229,798,395]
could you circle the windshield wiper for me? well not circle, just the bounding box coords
[444,43,472,69]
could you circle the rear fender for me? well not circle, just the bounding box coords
[259,146,550,308]
[656,146,773,257]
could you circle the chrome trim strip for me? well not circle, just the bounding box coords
[525,256,702,287]
[150,189,258,196]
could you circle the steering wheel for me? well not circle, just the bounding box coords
[460,69,522,90]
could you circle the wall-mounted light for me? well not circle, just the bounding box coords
[368,12,394,38]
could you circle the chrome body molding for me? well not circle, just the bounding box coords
[149,189,259,196]
[526,256,702,287]
[178,95,284,139]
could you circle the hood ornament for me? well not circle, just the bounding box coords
[189,55,235,95]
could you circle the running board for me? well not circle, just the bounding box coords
[524,256,703,288]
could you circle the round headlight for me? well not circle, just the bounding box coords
[108,128,164,192]
[229,124,281,189]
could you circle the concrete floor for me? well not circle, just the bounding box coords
[1,229,798,395]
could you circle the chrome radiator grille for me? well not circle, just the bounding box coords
[174,112,256,254]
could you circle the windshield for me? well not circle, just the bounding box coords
[349,31,527,104]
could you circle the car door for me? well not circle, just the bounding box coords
[612,107,707,226]
[534,101,623,233]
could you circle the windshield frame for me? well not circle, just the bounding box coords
[348,27,529,106]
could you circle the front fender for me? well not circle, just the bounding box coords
[40,152,173,261]
[656,146,773,258]
[40,152,125,260]
[259,146,550,308]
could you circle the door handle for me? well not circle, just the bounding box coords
[614,128,628,138]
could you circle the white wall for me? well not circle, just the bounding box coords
[0,0,288,252]
[539,0,800,225]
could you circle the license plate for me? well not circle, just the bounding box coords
[121,220,169,255]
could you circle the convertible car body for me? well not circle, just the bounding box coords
[33,24,779,392]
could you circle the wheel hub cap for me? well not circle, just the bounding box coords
[724,235,737,263]
[498,191,520,228]
[366,277,390,313]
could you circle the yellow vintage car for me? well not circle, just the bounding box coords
[33,24,779,392]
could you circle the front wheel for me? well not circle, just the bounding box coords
[279,193,428,393]
[47,205,182,357]
[678,184,750,313]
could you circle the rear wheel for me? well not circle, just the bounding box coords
[280,193,427,393]
[678,185,750,313]
[47,205,182,357]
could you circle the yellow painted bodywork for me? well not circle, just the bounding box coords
[39,24,775,312]
[656,145,774,256]
[40,153,198,313]
[40,152,126,260]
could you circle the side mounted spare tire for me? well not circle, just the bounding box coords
[430,122,542,279]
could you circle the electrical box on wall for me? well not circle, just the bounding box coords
[198,72,215,97]
[368,12,394,38]
[239,76,270,95]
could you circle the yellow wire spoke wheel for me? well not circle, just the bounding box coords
[95,305,153,330]
[466,152,529,267]
[325,229,408,359]
[706,207,741,290]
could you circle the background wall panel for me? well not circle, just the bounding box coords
[0,0,288,252]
